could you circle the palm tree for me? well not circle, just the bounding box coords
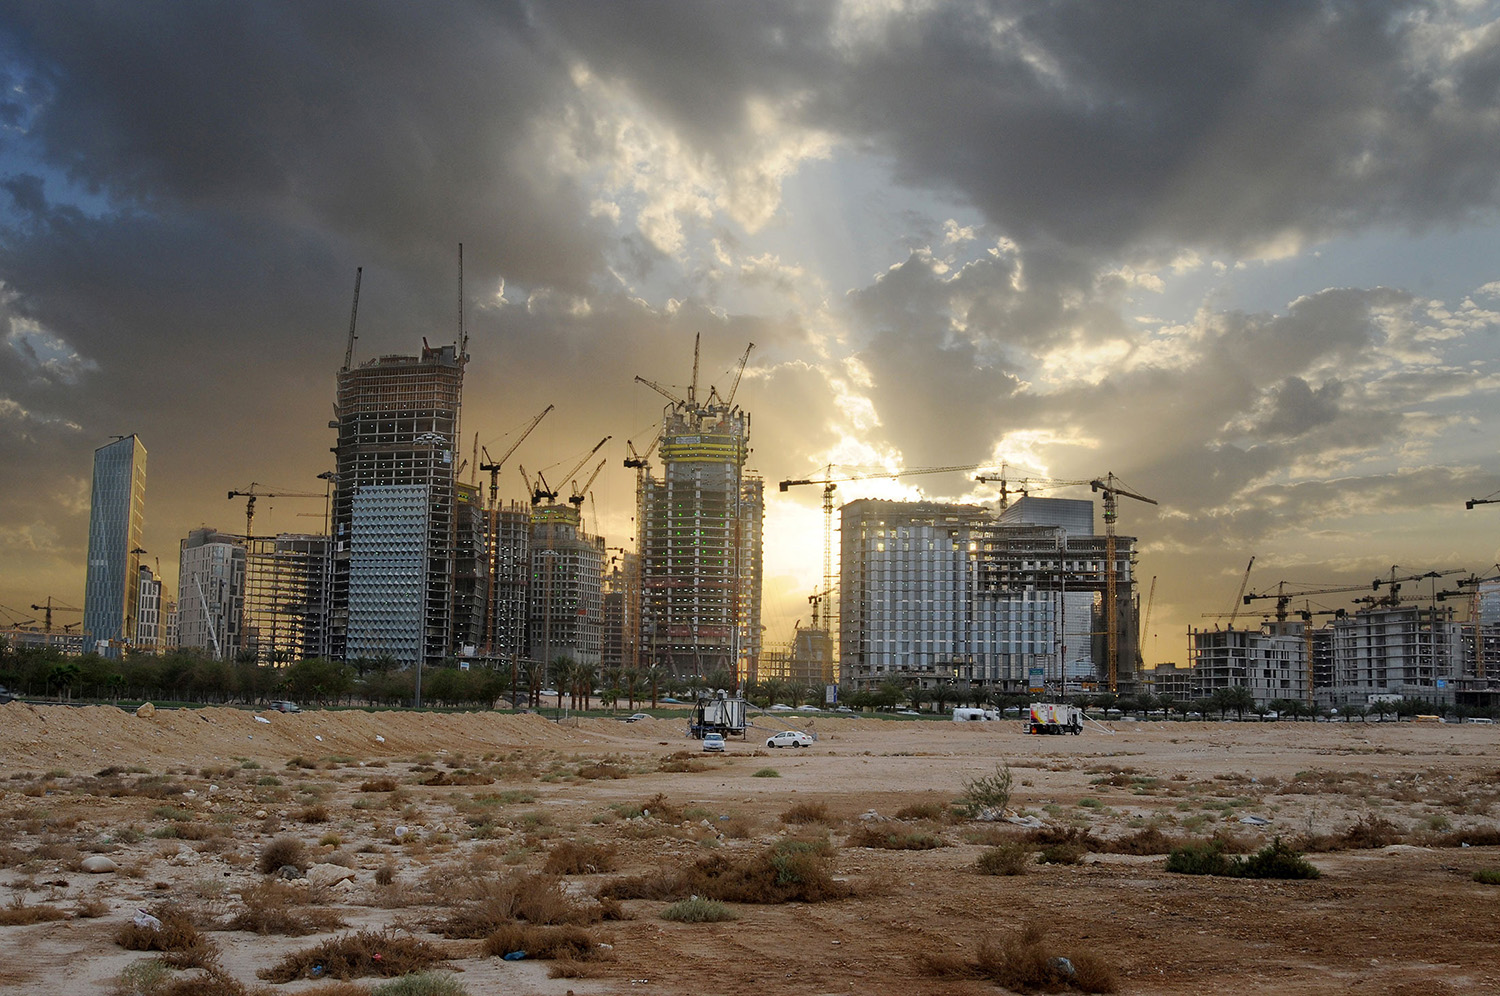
[574,661,600,711]
[551,656,576,711]
[644,663,667,708]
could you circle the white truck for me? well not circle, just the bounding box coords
[1027,702,1083,735]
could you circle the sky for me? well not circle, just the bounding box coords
[2,1,1500,665]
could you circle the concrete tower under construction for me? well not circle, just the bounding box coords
[635,341,762,682]
[330,342,465,668]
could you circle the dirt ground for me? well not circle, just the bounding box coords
[2,702,1498,995]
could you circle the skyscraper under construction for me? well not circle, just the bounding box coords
[635,342,762,682]
[329,342,465,668]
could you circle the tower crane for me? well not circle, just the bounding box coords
[1229,556,1256,627]
[974,470,1091,511]
[569,458,607,508]
[623,435,659,472]
[341,267,362,373]
[226,483,327,538]
[478,404,553,656]
[1090,473,1157,693]
[779,462,995,636]
[706,341,755,409]
[29,596,81,633]
[1465,491,1500,510]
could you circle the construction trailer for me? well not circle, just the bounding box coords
[690,694,748,739]
[1027,702,1083,735]
[952,707,1001,722]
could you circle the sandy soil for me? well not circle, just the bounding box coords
[2,702,1498,995]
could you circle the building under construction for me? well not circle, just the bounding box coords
[839,496,1140,695]
[241,533,331,663]
[635,342,763,682]
[330,342,465,668]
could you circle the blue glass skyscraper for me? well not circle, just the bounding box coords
[83,434,147,655]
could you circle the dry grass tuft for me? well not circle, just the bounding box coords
[0,898,69,925]
[601,834,853,905]
[360,777,399,793]
[975,840,1032,876]
[846,823,948,850]
[226,880,347,935]
[542,840,618,875]
[915,922,1117,993]
[438,872,602,938]
[257,929,453,983]
[481,922,612,961]
[1100,825,1182,855]
[113,903,220,970]
[257,836,308,874]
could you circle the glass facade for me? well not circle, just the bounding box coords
[83,435,147,654]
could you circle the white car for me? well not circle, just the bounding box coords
[766,730,814,749]
[701,733,726,752]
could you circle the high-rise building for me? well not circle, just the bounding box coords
[528,504,605,669]
[330,343,465,668]
[839,497,1137,695]
[83,434,147,655]
[487,501,532,664]
[636,364,763,682]
[135,564,163,651]
[177,528,245,660]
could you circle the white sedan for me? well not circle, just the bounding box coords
[766,730,814,749]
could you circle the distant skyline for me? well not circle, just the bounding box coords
[3,2,1500,664]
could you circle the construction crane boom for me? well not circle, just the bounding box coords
[724,342,754,408]
[780,462,992,492]
[226,483,327,538]
[974,471,1091,511]
[1466,491,1500,509]
[1228,555,1256,627]
[569,458,607,507]
[341,267,362,372]
[29,596,81,633]
[633,375,685,407]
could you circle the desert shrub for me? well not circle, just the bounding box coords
[481,923,611,961]
[1168,838,1319,879]
[751,768,780,778]
[600,835,852,905]
[375,863,397,886]
[893,801,950,821]
[780,800,834,825]
[915,922,1117,993]
[226,880,347,935]
[360,777,399,792]
[439,872,599,938]
[1165,840,1233,876]
[113,903,220,969]
[958,763,1013,817]
[975,841,1032,876]
[112,959,171,996]
[1426,827,1500,848]
[575,761,627,780]
[258,929,453,982]
[1037,842,1087,865]
[847,824,947,850]
[372,972,470,996]
[1473,868,1500,885]
[1101,826,1179,855]
[258,836,308,874]
[660,897,738,922]
[1235,838,1320,879]
[0,898,68,925]
[1339,814,1403,849]
[543,840,618,875]
[298,804,331,824]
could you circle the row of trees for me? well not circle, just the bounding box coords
[4,639,1493,719]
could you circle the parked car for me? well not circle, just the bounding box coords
[622,713,650,723]
[268,700,300,713]
[0,686,13,704]
[701,733,726,752]
[766,730,814,749]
